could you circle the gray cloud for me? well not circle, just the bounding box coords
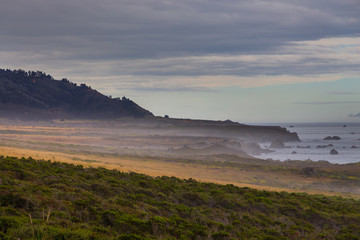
[0,0,360,88]
[1,0,359,59]
[328,91,360,95]
[294,101,360,105]
[117,86,217,93]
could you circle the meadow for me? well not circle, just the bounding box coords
[1,156,360,239]
[0,119,360,197]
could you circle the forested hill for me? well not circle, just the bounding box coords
[0,69,153,119]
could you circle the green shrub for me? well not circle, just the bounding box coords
[117,233,146,240]
[212,231,230,240]
[0,216,19,233]
[1,156,360,239]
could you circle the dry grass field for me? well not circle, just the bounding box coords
[1,119,360,198]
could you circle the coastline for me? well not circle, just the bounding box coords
[0,119,359,196]
[257,122,360,164]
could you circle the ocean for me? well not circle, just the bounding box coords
[257,122,360,164]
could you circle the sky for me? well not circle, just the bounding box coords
[1,0,360,123]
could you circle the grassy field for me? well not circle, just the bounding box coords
[0,120,360,197]
[1,156,360,239]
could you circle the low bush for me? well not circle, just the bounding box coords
[0,156,360,239]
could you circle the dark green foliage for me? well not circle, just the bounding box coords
[0,68,153,119]
[117,233,151,240]
[0,216,19,233]
[1,156,360,239]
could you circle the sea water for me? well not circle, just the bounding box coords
[257,122,360,164]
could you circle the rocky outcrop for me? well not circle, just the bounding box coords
[324,136,341,141]
[297,145,311,149]
[316,144,334,148]
[141,118,301,143]
[330,149,339,155]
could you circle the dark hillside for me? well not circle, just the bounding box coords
[0,69,153,119]
[1,156,360,239]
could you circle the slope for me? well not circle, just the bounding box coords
[0,69,153,119]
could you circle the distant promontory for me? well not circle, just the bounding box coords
[0,69,153,119]
[0,68,299,142]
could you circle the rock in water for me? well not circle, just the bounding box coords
[330,149,339,155]
[297,145,311,149]
[324,136,341,141]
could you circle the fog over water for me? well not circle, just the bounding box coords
[257,123,360,164]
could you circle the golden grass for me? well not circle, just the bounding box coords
[1,145,356,198]
[1,122,359,198]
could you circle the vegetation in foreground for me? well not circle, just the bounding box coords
[1,156,360,239]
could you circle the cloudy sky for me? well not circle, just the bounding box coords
[1,0,360,123]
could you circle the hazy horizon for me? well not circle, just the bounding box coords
[1,0,359,123]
